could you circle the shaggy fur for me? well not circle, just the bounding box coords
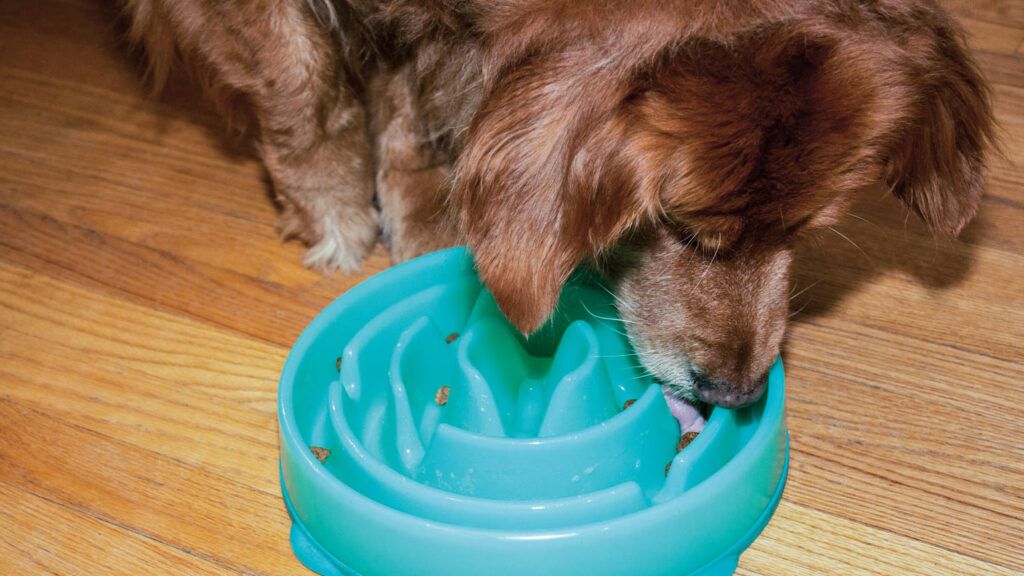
[122,0,993,406]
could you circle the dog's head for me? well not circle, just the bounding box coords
[452,1,993,406]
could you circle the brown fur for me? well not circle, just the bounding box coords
[122,0,993,406]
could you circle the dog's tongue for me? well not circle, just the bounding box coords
[661,387,706,435]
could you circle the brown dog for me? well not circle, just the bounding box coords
[122,0,993,406]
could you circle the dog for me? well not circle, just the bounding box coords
[122,0,993,407]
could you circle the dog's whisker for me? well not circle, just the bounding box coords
[606,325,631,338]
[596,282,636,313]
[689,233,720,295]
[592,311,637,325]
[597,352,640,359]
[789,300,811,319]
[828,226,872,262]
[587,318,631,339]
[789,279,822,301]
[682,229,698,252]
[596,282,627,308]
[846,212,880,230]
[579,300,635,329]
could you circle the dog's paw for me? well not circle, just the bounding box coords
[278,196,380,274]
[301,206,380,274]
[276,196,313,244]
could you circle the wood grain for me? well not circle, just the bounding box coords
[0,483,239,576]
[0,1,1021,574]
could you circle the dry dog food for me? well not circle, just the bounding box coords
[622,399,637,410]
[435,385,451,406]
[310,446,331,462]
[335,356,342,372]
[676,431,700,452]
[445,332,460,344]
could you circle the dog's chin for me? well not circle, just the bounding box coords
[660,378,699,405]
[625,328,700,403]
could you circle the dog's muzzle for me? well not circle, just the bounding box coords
[689,369,768,408]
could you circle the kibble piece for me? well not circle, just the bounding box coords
[665,461,672,476]
[310,446,330,463]
[335,356,342,372]
[435,385,450,406]
[445,332,460,344]
[676,431,700,453]
[622,399,637,410]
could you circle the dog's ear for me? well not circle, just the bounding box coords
[883,11,994,237]
[452,57,643,334]
[454,133,584,335]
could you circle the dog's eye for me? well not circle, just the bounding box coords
[783,213,825,239]
[663,209,743,255]
[669,224,737,255]
[697,233,730,254]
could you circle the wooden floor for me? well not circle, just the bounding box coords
[1,1,1021,574]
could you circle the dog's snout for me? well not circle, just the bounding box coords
[690,368,768,408]
[689,368,719,394]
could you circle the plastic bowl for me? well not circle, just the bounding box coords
[278,247,788,576]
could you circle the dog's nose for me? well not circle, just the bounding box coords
[690,368,768,408]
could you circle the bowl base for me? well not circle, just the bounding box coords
[285,482,358,576]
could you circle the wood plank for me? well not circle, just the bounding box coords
[957,15,1024,56]
[0,261,284,493]
[942,0,1024,29]
[989,84,1024,186]
[0,203,387,349]
[0,0,142,93]
[0,481,240,576]
[777,312,1023,570]
[790,204,1023,363]
[737,501,1021,576]
[0,261,281,413]
[0,67,266,225]
[0,397,301,575]
[975,50,1024,87]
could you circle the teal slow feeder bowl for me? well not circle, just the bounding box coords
[278,247,788,576]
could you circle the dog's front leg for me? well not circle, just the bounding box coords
[369,67,460,263]
[264,80,379,274]
[247,9,378,273]
[126,0,379,272]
